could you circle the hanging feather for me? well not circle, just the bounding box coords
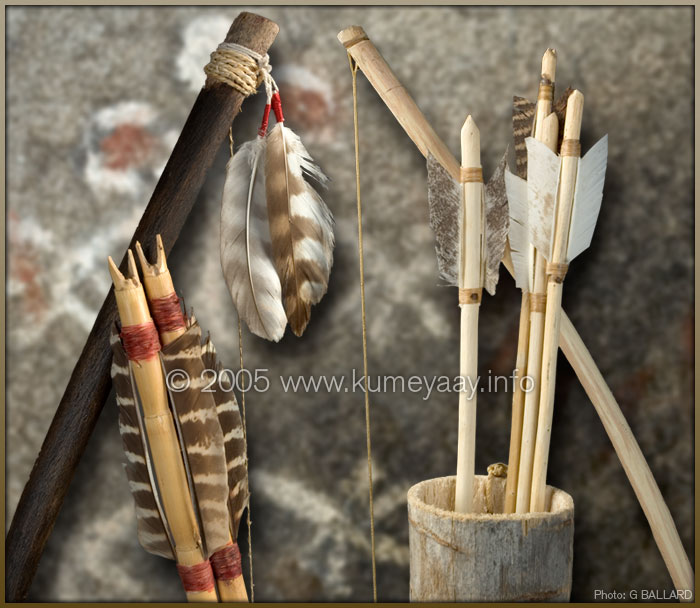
[201,336,249,536]
[110,326,174,560]
[425,151,509,295]
[220,137,287,342]
[567,135,608,261]
[265,122,334,336]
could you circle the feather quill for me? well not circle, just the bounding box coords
[265,122,334,336]
[110,326,174,560]
[221,137,287,342]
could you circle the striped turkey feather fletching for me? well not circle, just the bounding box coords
[265,123,334,337]
[201,336,249,536]
[512,96,536,179]
[160,320,232,556]
[220,137,287,342]
[110,325,174,560]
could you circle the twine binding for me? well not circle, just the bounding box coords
[459,288,483,305]
[460,167,483,183]
[547,263,569,283]
[204,42,277,102]
[211,542,243,581]
[150,293,186,334]
[120,321,161,362]
[560,138,581,158]
[529,292,546,313]
[176,561,216,593]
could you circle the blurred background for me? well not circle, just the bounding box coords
[6,5,693,601]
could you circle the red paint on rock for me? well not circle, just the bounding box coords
[100,123,155,170]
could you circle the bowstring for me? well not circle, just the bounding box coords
[230,126,255,602]
[348,54,378,603]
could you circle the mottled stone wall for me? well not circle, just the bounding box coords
[6,6,693,601]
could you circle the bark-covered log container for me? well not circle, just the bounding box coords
[408,474,574,602]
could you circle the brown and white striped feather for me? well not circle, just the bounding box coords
[110,326,174,560]
[265,123,334,337]
[221,137,287,342]
[513,96,536,179]
[160,322,231,556]
[201,337,249,536]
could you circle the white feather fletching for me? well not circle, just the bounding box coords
[567,135,608,261]
[504,168,532,291]
[526,137,561,260]
[220,137,287,342]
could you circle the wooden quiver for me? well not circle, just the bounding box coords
[408,474,574,602]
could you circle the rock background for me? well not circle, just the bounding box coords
[6,6,693,602]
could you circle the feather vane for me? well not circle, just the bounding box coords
[426,152,509,294]
[110,326,174,560]
[513,96,536,178]
[483,151,510,295]
[265,123,334,336]
[504,168,531,291]
[220,137,287,342]
[160,321,232,557]
[567,135,608,261]
[201,337,249,536]
[525,137,561,260]
[426,154,460,285]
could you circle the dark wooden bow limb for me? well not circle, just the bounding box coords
[5,13,279,601]
[338,26,694,598]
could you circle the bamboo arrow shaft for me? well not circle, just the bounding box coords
[338,26,692,595]
[504,292,529,512]
[512,52,557,514]
[517,113,560,513]
[530,92,583,512]
[455,116,483,514]
[456,304,479,513]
